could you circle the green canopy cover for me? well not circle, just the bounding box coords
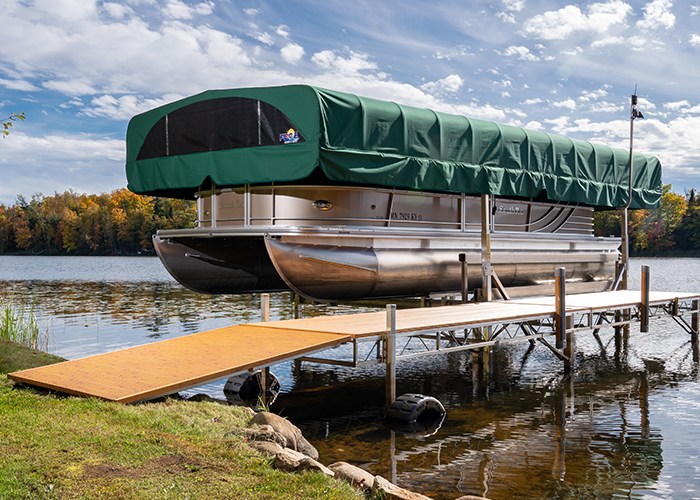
[125,85,662,209]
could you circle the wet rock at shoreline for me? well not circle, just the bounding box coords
[328,461,374,491]
[373,475,433,500]
[249,411,319,460]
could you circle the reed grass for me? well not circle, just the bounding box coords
[0,296,49,351]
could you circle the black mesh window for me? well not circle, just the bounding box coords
[137,97,303,160]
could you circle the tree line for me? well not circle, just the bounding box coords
[0,189,196,255]
[593,185,700,255]
[0,185,698,256]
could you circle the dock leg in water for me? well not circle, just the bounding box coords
[384,304,397,408]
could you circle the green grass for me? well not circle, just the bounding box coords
[0,339,64,374]
[0,296,49,351]
[0,345,365,499]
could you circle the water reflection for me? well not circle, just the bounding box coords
[281,345,690,499]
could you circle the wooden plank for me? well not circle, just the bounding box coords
[514,290,700,311]
[9,325,350,404]
[251,301,559,337]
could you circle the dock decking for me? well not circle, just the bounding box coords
[9,290,700,403]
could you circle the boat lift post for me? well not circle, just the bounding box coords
[385,304,397,407]
[258,293,272,405]
[641,265,650,332]
[480,194,493,302]
[459,253,468,303]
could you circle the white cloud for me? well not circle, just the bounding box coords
[32,0,98,22]
[553,98,577,110]
[522,98,544,105]
[163,0,214,20]
[522,1,632,40]
[0,132,125,204]
[422,74,464,93]
[587,101,623,113]
[311,50,378,75]
[579,88,608,102]
[254,32,274,46]
[0,79,40,91]
[433,45,472,60]
[244,8,260,17]
[502,0,525,11]
[664,100,689,111]
[275,25,290,39]
[43,80,97,95]
[502,45,539,61]
[690,34,700,46]
[591,36,626,48]
[636,0,675,30]
[280,43,305,64]
[83,94,177,120]
[103,2,134,19]
[496,12,516,23]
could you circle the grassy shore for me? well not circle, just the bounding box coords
[0,340,362,499]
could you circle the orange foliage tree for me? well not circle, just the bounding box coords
[0,189,195,255]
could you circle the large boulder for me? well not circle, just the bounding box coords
[373,475,433,500]
[248,441,333,476]
[249,411,319,460]
[248,440,284,456]
[240,424,287,448]
[328,461,375,491]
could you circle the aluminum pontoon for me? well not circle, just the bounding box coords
[125,85,662,301]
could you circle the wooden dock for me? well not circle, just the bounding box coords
[9,290,700,404]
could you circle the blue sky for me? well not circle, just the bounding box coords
[1,0,699,205]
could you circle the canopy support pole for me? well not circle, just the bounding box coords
[480,194,493,302]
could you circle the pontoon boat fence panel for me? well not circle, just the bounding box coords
[126,85,662,209]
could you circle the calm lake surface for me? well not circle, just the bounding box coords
[1,255,700,499]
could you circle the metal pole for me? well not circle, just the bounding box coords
[620,209,629,290]
[385,304,397,407]
[259,292,271,405]
[555,267,566,350]
[480,194,493,302]
[640,265,650,332]
[621,90,640,291]
[459,253,468,303]
[692,299,699,362]
[261,293,270,322]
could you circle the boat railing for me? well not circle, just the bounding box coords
[195,184,595,236]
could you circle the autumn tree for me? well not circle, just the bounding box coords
[0,189,195,255]
[673,189,700,252]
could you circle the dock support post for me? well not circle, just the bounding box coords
[480,194,493,302]
[459,253,468,303]
[555,267,566,350]
[692,299,699,363]
[564,316,574,375]
[261,293,270,322]
[259,293,271,406]
[640,265,650,332]
[385,304,397,408]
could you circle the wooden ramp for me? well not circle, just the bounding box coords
[9,290,699,403]
[8,325,351,404]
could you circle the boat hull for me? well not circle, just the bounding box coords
[154,229,619,301]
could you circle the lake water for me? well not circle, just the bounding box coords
[1,255,699,499]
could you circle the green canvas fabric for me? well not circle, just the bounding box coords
[125,85,662,209]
